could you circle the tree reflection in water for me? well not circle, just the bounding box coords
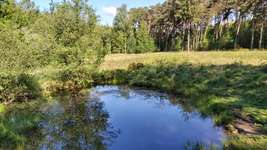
[89,86,225,150]
[38,94,120,150]
[37,86,226,150]
[94,85,207,123]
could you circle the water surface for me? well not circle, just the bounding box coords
[38,86,226,150]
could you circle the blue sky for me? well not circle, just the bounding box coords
[31,0,164,25]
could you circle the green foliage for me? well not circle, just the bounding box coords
[55,46,84,65]
[0,104,5,113]
[131,21,156,53]
[108,1,267,51]
[0,101,43,149]
[0,26,37,71]
[113,4,129,32]
[0,0,104,103]
[52,2,95,47]
[110,5,156,53]
[218,30,235,49]
[111,4,129,53]
[0,72,40,104]
[225,135,267,150]
[57,66,95,92]
[111,30,128,53]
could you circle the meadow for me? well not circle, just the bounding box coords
[101,51,267,70]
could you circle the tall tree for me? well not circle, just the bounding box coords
[111,4,130,53]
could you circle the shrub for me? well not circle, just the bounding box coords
[0,72,40,104]
[57,66,94,93]
[128,63,145,70]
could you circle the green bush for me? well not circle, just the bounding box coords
[57,66,95,92]
[128,63,145,70]
[0,72,40,104]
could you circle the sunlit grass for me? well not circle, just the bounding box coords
[0,104,5,113]
[225,135,267,150]
[101,51,267,70]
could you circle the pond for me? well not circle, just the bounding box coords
[38,86,226,150]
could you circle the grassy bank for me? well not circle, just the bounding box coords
[97,63,267,126]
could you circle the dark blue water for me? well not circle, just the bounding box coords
[38,86,226,150]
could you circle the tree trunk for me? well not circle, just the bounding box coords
[234,14,241,49]
[259,23,264,49]
[187,25,190,52]
[199,28,203,49]
[204,25,209,39]
[250,20,255,50]
[202,25,209,49]
[196,29,199,50]
[182,23,185,51]
[215,25,219,50]
[125,38,127,54]
[219,15,224,38]
[194,30,196,51]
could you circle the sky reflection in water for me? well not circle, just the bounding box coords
[38,86,226,150]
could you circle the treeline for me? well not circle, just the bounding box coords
[0,0,106,72]
[0,0,105,103]
[1,0,266,60]
[108,0,267,52]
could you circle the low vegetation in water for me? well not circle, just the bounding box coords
[0,101,44,149]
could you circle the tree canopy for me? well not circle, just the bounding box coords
[0,0,266,62]
[108,0,267,52]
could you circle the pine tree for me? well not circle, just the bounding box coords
[135,20,155,53]
[112,4,130,53]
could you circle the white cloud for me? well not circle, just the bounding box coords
[102,6,117,17]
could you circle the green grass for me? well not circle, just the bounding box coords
[1,51,267,149]
[100,51,267,128]
[101,51,267,70]
[97,63,267,125]
[225,135,267,150]
[98,51,267,149]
